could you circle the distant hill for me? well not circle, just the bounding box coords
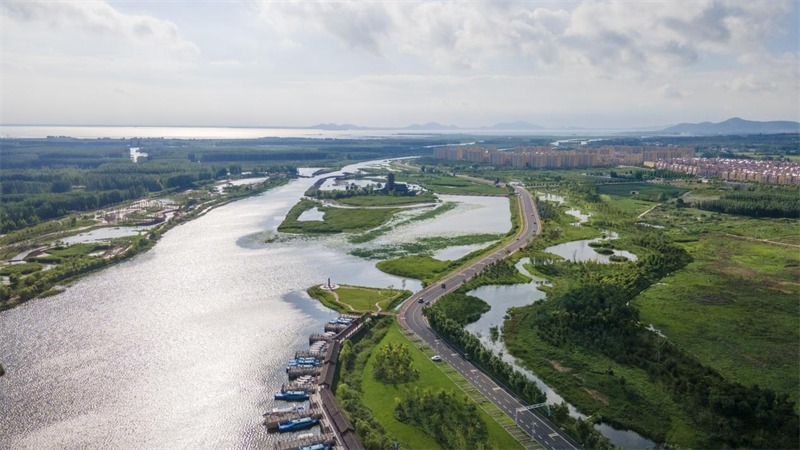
[484,121,546,130]
[661,118,800,135]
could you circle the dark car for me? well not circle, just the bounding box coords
[417,298,424,303]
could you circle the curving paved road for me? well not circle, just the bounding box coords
[399,186,582,450]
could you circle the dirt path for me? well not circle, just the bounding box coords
[722,233,800,248]
[327,288,356,312]
[637,203,661,219]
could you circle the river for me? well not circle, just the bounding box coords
[0,159,423,449]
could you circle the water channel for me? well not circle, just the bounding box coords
[0,159,423,449]
[465,252,656,449]
[1,164,654,449]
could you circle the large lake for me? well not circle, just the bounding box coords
[0,125,625,140]
[0,160,423,449]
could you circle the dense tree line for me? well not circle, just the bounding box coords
[335,318,398,450]
[423,306,547,406]
[697,188,800,218]
[516,230,799,448]
[0,142,295,232]
[395,387,489,450]
[536,200,560,220]
[1,187,148,232]
[427,293,490,325]
[372,342,419,384]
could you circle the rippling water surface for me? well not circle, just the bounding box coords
[0,160,421,449]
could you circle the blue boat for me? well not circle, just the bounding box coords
[299,444,332,450]
[278,417,319,432]
[274,390,309,401]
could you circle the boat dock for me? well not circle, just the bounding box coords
[275,432,337,450]
[309,333,335,344]
[323,323,347,333]
[272,313,371,450]
[263,407,323,431]
[287,366,321,379]
[282,382,317,393]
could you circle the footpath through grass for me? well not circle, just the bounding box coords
[307,284,410,313]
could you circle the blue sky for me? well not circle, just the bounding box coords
[2,0,798,128]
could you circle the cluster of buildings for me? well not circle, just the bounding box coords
[433,145,694,169]
[653,158,800,185]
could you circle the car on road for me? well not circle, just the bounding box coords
[441,283,446,289]
[430,355,442,362]
[425,301,430,305]
[463,353,470,360]
[417,298,424,303]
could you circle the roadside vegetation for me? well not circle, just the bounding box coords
[402,149,799,448]
[440,170,800,448]
[333,317,524,450]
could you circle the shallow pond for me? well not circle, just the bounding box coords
[565,208,592,225]
[544,234,638,263]
[537,192,566,204]
[297,207,325,222]
[129,147,148,163]
[59,226,154,245]
[388,195,511,239]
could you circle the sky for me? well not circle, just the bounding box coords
[1,0,799,129]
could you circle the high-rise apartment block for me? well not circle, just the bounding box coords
[432,145,694,169]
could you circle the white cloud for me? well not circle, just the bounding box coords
[257,0,793,77]
[657,84,684,99]
[1,1,199,55]
[1,0,797,127]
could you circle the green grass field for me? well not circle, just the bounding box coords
[376,255,459,286]
[632,234,800,399]
[395,173,508,195]
[278,199,400,233]
[334,194,437,207]
[361,322,524,450]
[596,183,688,201]
[0,262,44,276]
[308,284,410,312]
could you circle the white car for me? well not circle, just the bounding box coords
[430,355,442,362]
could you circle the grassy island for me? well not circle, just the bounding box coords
[278,199,400,234]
